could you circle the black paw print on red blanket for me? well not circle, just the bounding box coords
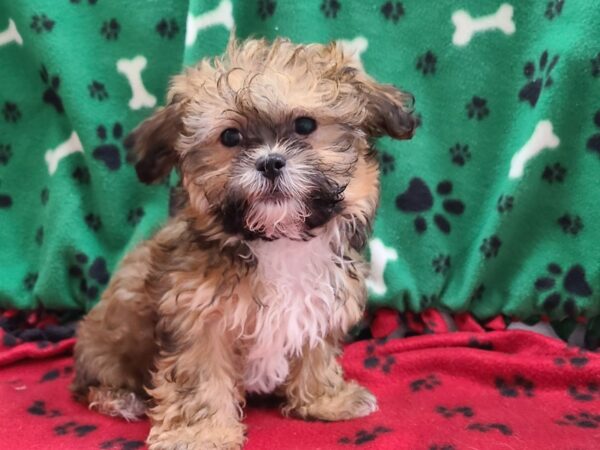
[27,400,62,418]
[364,340,395,373]
[40,65,64,114]
[410,374,441,392]
[467,337,494,351]
[554,353,589,369]
[519,50,559,107]
[100,438,145,449]
[436,405,474,419]
[568,384,600,402]
[54,421,97,437]
[534,263,593,316]
[586,110,600,157]
[467,422,513,436]
[429,445,456,450]
[40,365,73,383]
[338,426,392,445]
[495,375,535,398]
[396,178,465,234]
[93,123,123,170]
[555,411,600,429]
[69,252,110,300]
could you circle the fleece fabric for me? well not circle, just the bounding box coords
[0,1,599,339]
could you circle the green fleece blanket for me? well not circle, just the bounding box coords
[0,1,599,338]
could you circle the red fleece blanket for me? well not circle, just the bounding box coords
[1,328,599,450]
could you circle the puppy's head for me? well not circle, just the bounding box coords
[128,38,414,241]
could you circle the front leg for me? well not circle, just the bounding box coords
[282,340,377,421]
[147,318,245,450]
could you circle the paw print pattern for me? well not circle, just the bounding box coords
[410,374,441,392]
[495,375,535,397]
[379,152,395,174]
[429,445,456,450]
[156,18,179,38]
[40,65,64,114]
[467,337,493,351]
[364,340,395,373]
[555,412,600,429]
[85,213,102,231]
[466,96,489,120]
[339,426,392,445]
[467,422,512,436]
[480,235,502,259]
[554,355,589,368]
[41,187,49,205]
[0,144,12,165]
[30,14,55,33]
[93,123,123,170]
[100,438,145,450]
[257,0,277,20]
[592,53,600,78]
[432,254,450,275]
[127,207,144,226]
[88,81,108,100]
[35,227,44,246]
[100,18,120,40]
[519,51,559,107]
[320,0,341,18]
[535,263,593,316]
[419,294,440,310]
[70,0,99,4]
[449,143,470,166]
[557,213,583,235]
[568,384,600,402]
[497,195,514,213]
[3,102,21,123]
[416,51,436,75]
[381,2,405,23]
[545,0,565,20]
[69,252,110,300]
[27,400,61,418]
[72,166,91,184]
[54,421,97,437]
[586,110,600,157]
[23,272,38,291]
[395,178,465,235]
[542,163,566,183]
[436,405,474,418]
[40,366,72,383]
[468,284,486,304]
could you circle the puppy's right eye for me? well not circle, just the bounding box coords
[220,128,242,147]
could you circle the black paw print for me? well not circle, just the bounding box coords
[30,14,55,33]
[544,0,564,20]
[556,412,600,429]
[72,166,91,184]
[467,422,512,436]
[27,400,61,418]
[339,426,392,445]
[379,152,395,174]
[3,102,21,123]
[0,143,12,165]
[480,235,502,259]
[85,213,102,232]
[93,123,123,170]
[41,187,49,205]
[519,51,559,107]
[396,178,465,235]
[554,355,589,368]
[542,162,566,183]
[127,207,144,226]
[467,337,493,351]
[435,405,474,419]
[410,374,441,392]
[23,272,38,291]
[0,193,13,208]
[495,375,535,397]
[40,65,64,114]
[429,445,455,450]
[35,227,44,246]
[416,51,436,75]
[40,366,72,383]
[70,252,110,300]
[497,195,514,213]
[535,263,593,316]
[586,110,600,157]
[70,0,98,4]
[100,438,145,450]
[466,96,489,120]
[432,254,450,275]
[156,18,179,38]
[449,143,470,166]
[592,53,600,78]
[88,81,108,100]
[54,421,97,437]
[568,384,600,402]
[419,294,440,311]
[364,340,395,373]
[557,213,583,235]
[320,0,341,18]
[257,0,276,20]
[381,2,404,23]
[100,18,120,40]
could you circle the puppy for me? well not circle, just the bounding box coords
[72,37,414,450]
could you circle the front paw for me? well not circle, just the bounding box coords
[285,382,377,421]
[148,423,245,450]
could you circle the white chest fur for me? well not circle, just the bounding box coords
[241,235,343,393]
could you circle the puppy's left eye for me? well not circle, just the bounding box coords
[294,117,317,135]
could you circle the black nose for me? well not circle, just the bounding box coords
[255,153,286,180]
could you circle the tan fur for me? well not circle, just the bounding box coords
[73,37,414,450]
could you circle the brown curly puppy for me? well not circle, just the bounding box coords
[72,37,414,450]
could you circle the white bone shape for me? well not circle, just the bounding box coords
[0,19,23,47]
[185,0,234,47]
[366,238,398,296]
[337,36,368,70]
[452,3,515,47]
[509,120,559,179]
[117,56,156,110]
[45,131,83,175]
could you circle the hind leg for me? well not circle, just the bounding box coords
[72,244,158,420]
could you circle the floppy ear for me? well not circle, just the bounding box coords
[124,102,183,184]
[357,79,416,140]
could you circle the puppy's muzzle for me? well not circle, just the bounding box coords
[255,153,286,181]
